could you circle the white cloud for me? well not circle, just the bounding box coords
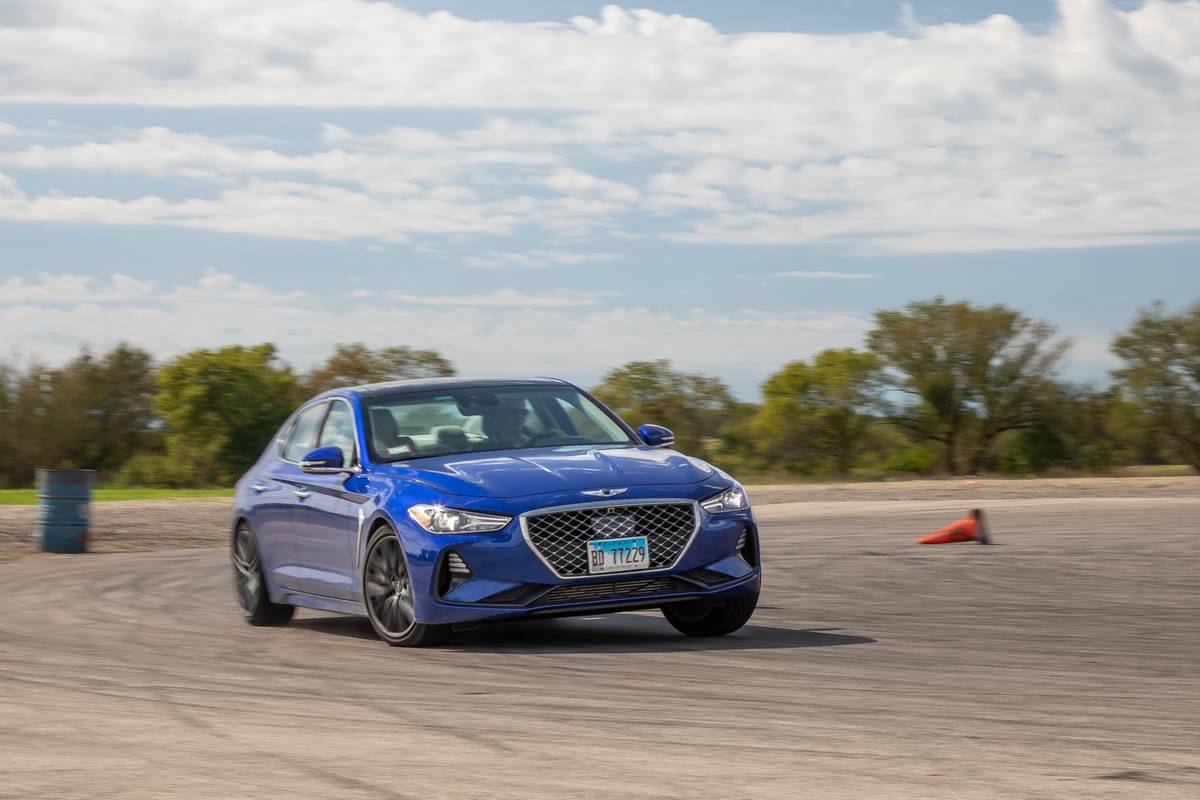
[539,168,640,203]
[0,127,301,178]
[0,1,1197,254]
[373,288,611,308]
[0,170,531,242]
[461,250,623,270]
[772,271,875,280]
[0,272,157,303]
[0,270,871,390]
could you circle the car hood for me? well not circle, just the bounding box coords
[380,445,716,498]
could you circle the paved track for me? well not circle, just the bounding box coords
[1,496,1197,799]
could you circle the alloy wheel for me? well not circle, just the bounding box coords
[232,526,262,614]
[365,535,416,637]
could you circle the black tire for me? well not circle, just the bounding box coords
[363,526,453,647]
[661,591,759,637]
[232,522,294,626]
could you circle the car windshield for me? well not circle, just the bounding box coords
[363,385,635,462]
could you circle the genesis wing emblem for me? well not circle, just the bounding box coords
[580,488,629,498]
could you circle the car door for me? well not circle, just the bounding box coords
[288,397,366,600]
[261,400,329,593]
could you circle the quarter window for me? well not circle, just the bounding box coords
[283,402,328,462]
[317,401,357,468]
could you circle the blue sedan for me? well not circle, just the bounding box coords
[231,377,760,646]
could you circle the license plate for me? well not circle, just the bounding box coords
[586,535,649,574]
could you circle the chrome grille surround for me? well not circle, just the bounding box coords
[520,499,701,580]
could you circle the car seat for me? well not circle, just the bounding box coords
[431,425,470,453]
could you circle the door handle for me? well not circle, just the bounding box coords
[251,484,269,494]
[293,489,311,500]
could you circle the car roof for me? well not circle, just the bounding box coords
[337,376,571,399]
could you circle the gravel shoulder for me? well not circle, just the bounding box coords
[746,475,1200,504]
[0,497,233,559]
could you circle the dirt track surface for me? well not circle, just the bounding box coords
[2,491,1198,798]
[745,474,1200,504]
[0,497,232,559]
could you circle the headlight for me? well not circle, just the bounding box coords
[408,504,511,533]
[701,484,749,514]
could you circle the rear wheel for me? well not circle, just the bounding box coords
[363,526,453,647]
[232,523,294,626]
[662,591,758,637]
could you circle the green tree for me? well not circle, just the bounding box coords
[591,360,735,456]
[995,384,1161,474]
[0,361,25,487]
[0,363,55,486]
[1112,301,1200,471]
[868,297,1069,474]
[750,349,883,475]
[710,400,761,469]
[154,344,298,484]
[44,344,158,474]
[305,343,454,394]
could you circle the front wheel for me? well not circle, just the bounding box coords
[363,526,453,647]
[662,591,758,637]
[232,523,294,626]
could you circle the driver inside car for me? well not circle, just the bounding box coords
[478,397,532,449]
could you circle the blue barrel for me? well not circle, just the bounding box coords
[36,469,94,553]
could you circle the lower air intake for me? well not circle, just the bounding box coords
[681,568,734,588]
[480,584,540,605]
[534,576,684,605]
[446,551,471,576]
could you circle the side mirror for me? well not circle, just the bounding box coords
[300,446,351,473]
[638,424,675,449]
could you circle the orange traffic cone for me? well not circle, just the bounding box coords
[917,509,990,545]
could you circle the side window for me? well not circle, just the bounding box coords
[283,403,328,462]
[317,401,357,468]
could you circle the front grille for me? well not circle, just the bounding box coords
[535,576,684,605]
[524,502,697,577]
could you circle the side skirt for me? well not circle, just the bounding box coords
[279,590,367,617]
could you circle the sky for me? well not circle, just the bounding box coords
[1,0,1198,398]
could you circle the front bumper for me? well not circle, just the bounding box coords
[395,496,760,626]
[426,566,761,626]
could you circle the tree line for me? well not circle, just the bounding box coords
[1,297,1197,488]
